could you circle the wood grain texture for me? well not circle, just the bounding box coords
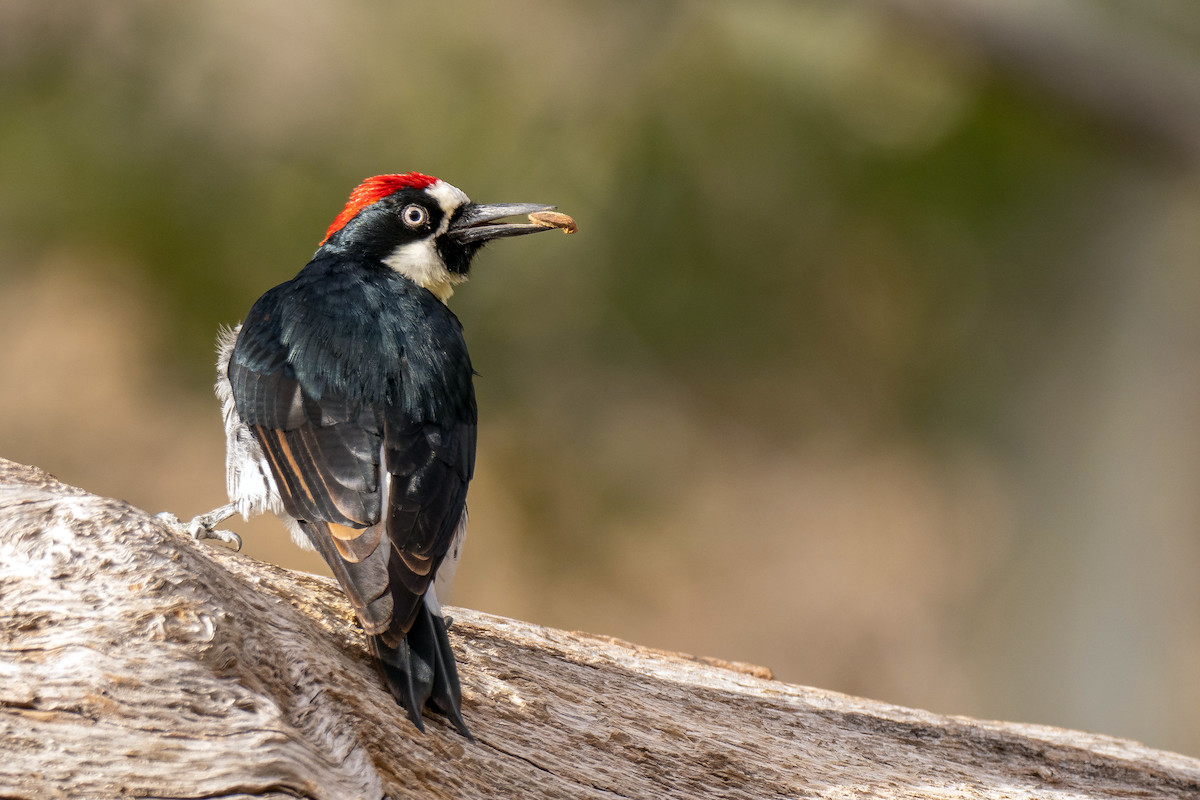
[1,457,1197,799]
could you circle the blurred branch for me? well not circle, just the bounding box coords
[1,457,1198,798]
[870,0,1200,164]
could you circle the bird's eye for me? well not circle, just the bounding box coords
[401,204,429,228]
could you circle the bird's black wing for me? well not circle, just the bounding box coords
[229,296,383,529]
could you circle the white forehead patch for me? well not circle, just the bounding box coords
[427,180,470,221]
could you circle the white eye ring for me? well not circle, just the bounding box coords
[401,204,429,228]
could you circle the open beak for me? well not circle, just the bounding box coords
[448,202,559,244]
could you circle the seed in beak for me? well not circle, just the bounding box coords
[528,211,578,234]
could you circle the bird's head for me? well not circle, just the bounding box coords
[317,173,566,302]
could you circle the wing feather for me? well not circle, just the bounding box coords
[228,273,476,652]
[332,522,384,563]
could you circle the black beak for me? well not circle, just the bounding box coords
[448,202,558,244]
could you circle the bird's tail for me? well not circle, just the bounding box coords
[369,598,470,739]
[297,518,470,738]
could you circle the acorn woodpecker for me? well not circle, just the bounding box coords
[163,173,574,738]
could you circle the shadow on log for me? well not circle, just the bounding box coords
[1,457,1197,799]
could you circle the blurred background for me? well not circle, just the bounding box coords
[3,0,1200,756]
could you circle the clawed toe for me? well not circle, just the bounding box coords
[156,509,242,551]
[192,524,242,550]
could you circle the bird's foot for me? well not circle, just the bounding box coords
[156,504,242,551]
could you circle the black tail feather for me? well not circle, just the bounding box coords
[425,612,470,739]
[369,602,470,739]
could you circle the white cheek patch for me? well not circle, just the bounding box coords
[381,239,465,303]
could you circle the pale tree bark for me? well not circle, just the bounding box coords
[0,457,1197,799]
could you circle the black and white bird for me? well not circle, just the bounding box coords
[163,173,574,738]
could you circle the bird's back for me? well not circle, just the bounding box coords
[227,255,476,734]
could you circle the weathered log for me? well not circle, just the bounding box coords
[0,457,1197,799]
